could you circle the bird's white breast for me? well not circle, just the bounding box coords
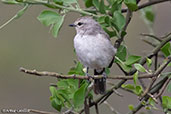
[74,34,116,70]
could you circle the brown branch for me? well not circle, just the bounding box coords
[155,78,171,98]
[104,101,120,114]
[141,33,162,42]
[95,104,99,114]
[128,35,171,75]
[114,9,132,49]
[84,99,90,114]
[141,38,158,47]
[28,109,58,114]
[122,0,171,13]
[139,56,171,100]
[20,67,158,80]
[127,76,169,114]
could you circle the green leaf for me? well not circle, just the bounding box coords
[168,63,171,67]
[146,58,152,68]
[115,56,132,72]
[37,10,64,37]
[161,42,171,57]
[134,85,143,96]
[103,28,116,38]
[162,96,171,111]
[134,64,146,72]
[93,0,100,10]
[115,45,127,61]
[105,68,110,75]
[122,84,135,90]
[52,15,64,37]
[112,11,126,31]
[125,55,141,66]
[141,6,155,26]
[167,83,171,93]
[99,0,106,14]
[110,1,121,14]
[68,62,85,75]
[38,10,60,26]
[133,71,138,85]
[53,0,63,5]
[73,83,88,108]
[124,0,138,11]
[84,0,93,8]
[15,5,28,19]
[148,98,155,107]
[51,98,62,111]
[120,31,127,38]
[98,16,106,24]
[1,0,19,4]
[49,86,57,97]
[141,101,146,106]
[145,106,151,110]
[63,0,77,4]
[122,84,143,96]
[128,104,134,111]
[98,16,111,27]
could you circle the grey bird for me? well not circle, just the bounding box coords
[69,17,116,94]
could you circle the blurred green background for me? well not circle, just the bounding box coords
[0,1,170,114]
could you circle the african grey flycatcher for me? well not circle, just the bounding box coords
[69,17,116,94]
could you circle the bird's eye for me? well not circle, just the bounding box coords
[77,22,83,26]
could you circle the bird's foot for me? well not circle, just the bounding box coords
[86,73,93,83]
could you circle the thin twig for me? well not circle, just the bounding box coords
[95,104,99,114]
[28,109,58,114]
[104,101,120,114]
[155,78,171,98]
[128,35,171,75]
[160,32,171,39]
[114,9,132,49]
[155,53,158,71]
[141,38,158,47]
[0,4,29,30]
[84,98,90,114]
[121,0,171,13]
[141,33,162,42]
[11,0,98,17]
[139,56,171,100]
[127,76,169,114]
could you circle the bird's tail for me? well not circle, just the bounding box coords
[94,69,106,94]
[94,78,106,94]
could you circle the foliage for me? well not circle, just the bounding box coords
[1,0,171,114]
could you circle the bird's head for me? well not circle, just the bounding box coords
[69,16,99,34]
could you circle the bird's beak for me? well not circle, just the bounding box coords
[69,24,76,27]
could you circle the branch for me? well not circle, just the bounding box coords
[114,9,132,49]
[9,0,99,17]
[155,78,171,98]
[20,67,159,80]
[127,76,170,114]
[104,101,120,114]
[140,33,162,42]
[95,104,99,114]
[122,0,171,13]
[84,56,171,113]
[28,109,58,114]
[128,35,171,75]
[0,4,29,30]
[140,56,171,100]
